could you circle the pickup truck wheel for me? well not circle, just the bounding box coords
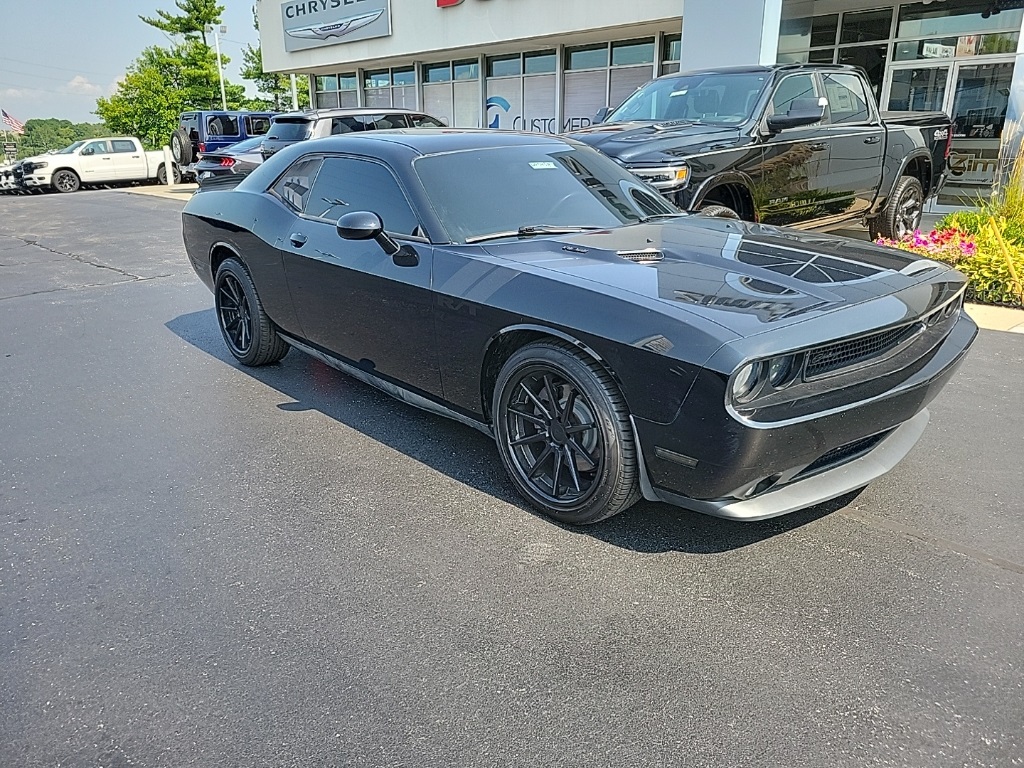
[493,341,641,525]
[52,169,80,193]
[214,258,289,367]
[698,204,741,219]
[876,176,924,241]
[157,164,181,185]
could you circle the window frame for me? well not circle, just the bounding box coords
[820,71,879,126]
[110,139,137,153]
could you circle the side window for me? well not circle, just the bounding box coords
[246,116,271,136]
[83,140,110,155]
[304,157,420,236]
[823,73,872,125]
[770,74,818,117]
[271,157,323,213]
[411,114,445,128]
[207,115,240,137]
[111,139,136,153]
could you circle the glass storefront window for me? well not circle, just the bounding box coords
[392,67,415,86]
[894,32,1020,61]
[316,75,338,92]
[886,66,949,111]
[453,59,479,80]
[611,39,654,66]
[566,44,609,70]
[524,50,556,75]
[811,14,839,47]
[898,1,1024,39]
[488,54,521,78]
[778,14,838,52]
[838,44,887,99]
[663,34,681,63]
[840,8,893,45]
[365,70,390,88]
[339,74,357,91]
[424,62,452,83]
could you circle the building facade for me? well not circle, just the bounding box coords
[257,0,1024,208]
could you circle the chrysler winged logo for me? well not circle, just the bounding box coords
[286,8,384,40]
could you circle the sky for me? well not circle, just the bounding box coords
[0,0,262,125]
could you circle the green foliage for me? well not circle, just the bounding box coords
[954,238,1024,307]
[12,120,108,159]
[96,40,246,150]
[240,43,310,111]
[140,0,224,46]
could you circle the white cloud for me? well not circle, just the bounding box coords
[1,87,28,99]
[63,75,103,95]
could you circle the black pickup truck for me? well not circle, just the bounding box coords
[568,64,952,239]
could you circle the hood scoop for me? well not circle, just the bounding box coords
[617,248,665,263]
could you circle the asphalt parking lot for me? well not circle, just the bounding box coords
[1,190,1022,767]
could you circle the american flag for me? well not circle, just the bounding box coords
[2,109,25,134]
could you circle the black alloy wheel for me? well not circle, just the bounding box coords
[493,341,640,524]
[52,169,80,193]
[156,164,181,185]
[874,176,924,240]
[698,203,741,219]
[214,259,289,366]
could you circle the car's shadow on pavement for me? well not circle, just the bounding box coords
[167,310,849,554]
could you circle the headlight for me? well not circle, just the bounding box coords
[630,164,690,191]
[768,354,796,388]
[33,161,47,169]
[731,361,765,403]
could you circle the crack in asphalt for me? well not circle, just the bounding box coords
[841,508,1024,576]
[13,235,147,281]
[0,275,170,302]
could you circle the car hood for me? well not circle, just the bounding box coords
[567,121,749,164]
[481,216,963,339]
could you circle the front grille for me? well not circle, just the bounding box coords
[804,324,919,378]
[797,430,892,478]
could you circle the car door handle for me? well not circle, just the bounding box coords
[132,155,141,158]
[808,143,828,152]
[289,233,308,247]
[864,136,881,145]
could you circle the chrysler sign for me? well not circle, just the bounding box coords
[281,0,391,52]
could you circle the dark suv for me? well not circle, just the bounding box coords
[260,108,445,159]
[170,110,275,169]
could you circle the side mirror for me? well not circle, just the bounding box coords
[82,147,95,156]
[594,107,611,124]
[766,98,825,134]
[336,211,419,267]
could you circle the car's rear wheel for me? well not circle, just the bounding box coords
[698,203,740,219]
[52,169,80,193]
[872,176,924,241]
[492,341,641,525]
[214,258,289,366]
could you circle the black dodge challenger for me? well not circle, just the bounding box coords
[181,130,976,525]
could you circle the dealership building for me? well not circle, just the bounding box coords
[256,0,1024,208]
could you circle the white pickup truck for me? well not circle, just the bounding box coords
[19,137,179,193]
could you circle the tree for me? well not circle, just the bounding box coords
[241,42,310,112]
[12,120,108,159]
[96,41,246,149]
[140,0,225,47]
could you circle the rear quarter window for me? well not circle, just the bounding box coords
[268,120,313,141]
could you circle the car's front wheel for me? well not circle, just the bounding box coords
[871,176,924,241]
[492,341,641,524]
[52,169,80,193]
[214,258,289,366]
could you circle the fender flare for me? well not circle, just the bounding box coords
[872,149,933,216]
[690,171,759,217]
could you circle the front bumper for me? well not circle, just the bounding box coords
[634,311,976,520]
[22,175,51,188]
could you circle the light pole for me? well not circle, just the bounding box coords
[207,25,228,110]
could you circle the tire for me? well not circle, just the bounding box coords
[492,340,641,525]
[156,164,181,185]
[51,169,80,193]
[171,128,192,166]
[214,258,289,366]
[873,176,924,241]
[698,203,741,219]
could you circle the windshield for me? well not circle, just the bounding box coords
[413,144,677,243]
[606,72,769,125]
[221,136,266,153]
[56,141,86,155]
[266,119,312,141]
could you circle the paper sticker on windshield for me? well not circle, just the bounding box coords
[529,161,557,169]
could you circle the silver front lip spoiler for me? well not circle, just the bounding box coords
[653,408,931,521]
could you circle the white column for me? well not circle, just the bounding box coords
[679,0,782,71]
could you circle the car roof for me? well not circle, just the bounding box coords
[271,107,427,121]
[661,63,862,80]
[296,128,579,155]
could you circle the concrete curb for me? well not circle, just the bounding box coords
[120,183,197,201]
